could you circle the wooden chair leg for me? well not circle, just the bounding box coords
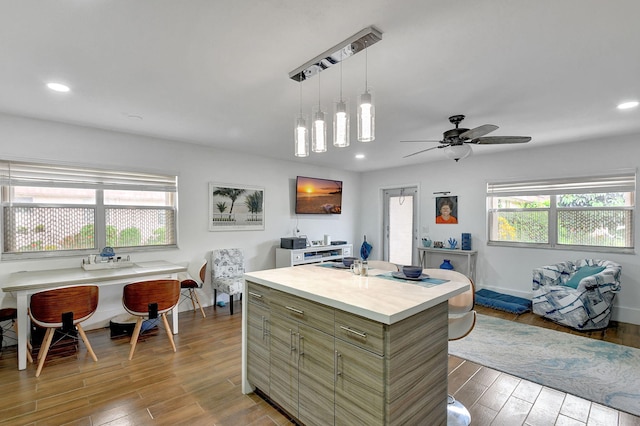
[128,317,143,360]
[188,289,197,311]
[192,290,206,318]
[76,324,98,362]
[35,328,55,377]
[161,313,176,353]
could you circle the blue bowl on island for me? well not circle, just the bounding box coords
[342,257,357,267]
[402,265,423,278]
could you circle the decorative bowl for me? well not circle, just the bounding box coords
[342,257,357,267]
[422,239,432,247]
[402,265,423,278]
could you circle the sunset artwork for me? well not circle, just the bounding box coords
[295,176,342,214]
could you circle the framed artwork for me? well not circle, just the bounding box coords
[209,182,264,231]
[435,196,458,224]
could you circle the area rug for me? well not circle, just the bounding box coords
[448,314,640,416]
[475,289,531,314]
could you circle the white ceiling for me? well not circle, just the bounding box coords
[1,1,639,172]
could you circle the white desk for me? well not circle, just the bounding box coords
[418,247,478,282]
[3,260,186,370]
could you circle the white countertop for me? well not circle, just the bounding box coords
[4,260,186,292]
[244,264,469,324]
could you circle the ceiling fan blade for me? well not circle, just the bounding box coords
[400,139,442,143]
[403,145,447,158]
[470,136,531,145]
[459,124,498,140]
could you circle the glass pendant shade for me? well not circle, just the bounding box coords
[333,100,350,147]
[444,144,472,162]
[312,108,327,152]
[357,91,375,142]
[294,115,309,157]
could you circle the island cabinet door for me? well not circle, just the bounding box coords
[247,300,270,394]
[334,339,385,426]
[269,313,300,418]
[297,324,335,426]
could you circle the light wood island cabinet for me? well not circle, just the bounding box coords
[242,265,468,425]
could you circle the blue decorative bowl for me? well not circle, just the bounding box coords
[402,265,423,278]
[342,257,357,267]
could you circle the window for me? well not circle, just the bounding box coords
[1,160,178,259]
[487,172,635,252]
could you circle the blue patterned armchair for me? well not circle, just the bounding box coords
[532,259,621,330]
[210,248,244,315]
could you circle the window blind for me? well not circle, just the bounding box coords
[0,160,177,192]
[487,172,636,196]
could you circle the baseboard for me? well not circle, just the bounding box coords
[477,284,640,326]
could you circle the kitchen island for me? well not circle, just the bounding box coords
[241,264,469,425]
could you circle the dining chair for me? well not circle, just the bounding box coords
[0,308,34,364]
[29,286,99,377]
[427,269,476,426]
[210,248,244,315]
[178,259,207,318]
[122,279,180,360]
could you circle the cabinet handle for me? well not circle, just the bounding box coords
[249,291,263,299]
[289,329,296,352]
[285,306,304,315]
[298,334,304,357]
[334,350,342,382]
[340,326,367,339]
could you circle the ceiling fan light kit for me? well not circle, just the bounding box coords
[444,144,472,162]
[290,26,381,156]
[401,114,531,162]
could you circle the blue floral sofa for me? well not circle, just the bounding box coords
[532,259,621,330]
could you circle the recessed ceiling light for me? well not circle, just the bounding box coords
[46,82,70,92]
[617,101,638,110]
[355,154,365,159]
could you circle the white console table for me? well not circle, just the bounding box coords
[418,247,477,282]
[275,244,353,268]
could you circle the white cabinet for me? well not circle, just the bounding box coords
[275,244,353,268]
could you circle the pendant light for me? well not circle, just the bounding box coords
[333,59,350,147]
[294,82,309,157]
[312,72,327,152]
[357,41,375,142]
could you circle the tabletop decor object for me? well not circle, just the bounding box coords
[440,259,454,270]
[402,265,423,278]
[447,238,457,249]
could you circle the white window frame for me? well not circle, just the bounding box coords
[487,171,635,253]
[1,159,178,260]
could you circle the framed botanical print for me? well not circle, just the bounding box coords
[209,182,264,231]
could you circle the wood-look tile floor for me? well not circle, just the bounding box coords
[0,303,638,425]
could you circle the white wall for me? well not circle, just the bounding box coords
[360,132,640,325]
[0,113,361,329]
[2,113,638,329]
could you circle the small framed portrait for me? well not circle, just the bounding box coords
[435,196,458,224]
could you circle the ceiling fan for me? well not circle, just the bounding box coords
[401,114,531,161]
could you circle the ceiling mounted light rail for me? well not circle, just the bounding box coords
[288,26,382,82]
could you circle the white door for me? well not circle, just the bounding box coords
[383,187,418,266]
